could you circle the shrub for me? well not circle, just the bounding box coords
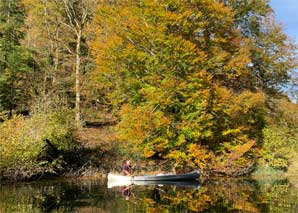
[258,99,298,170]
[0,109,76,178]
[259,126,298,170]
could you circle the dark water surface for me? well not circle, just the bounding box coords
[1,176,298,212]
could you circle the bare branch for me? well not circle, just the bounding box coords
[45,35,75,55]
[62,0,79,34]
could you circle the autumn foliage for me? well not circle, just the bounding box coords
[88,0,297,174]
[0,0,297,178]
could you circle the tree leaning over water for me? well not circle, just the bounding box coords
[91,0,298,174]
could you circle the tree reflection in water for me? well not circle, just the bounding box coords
[0,177,298,212]
[116,178,298,213]
[125,178,259,212]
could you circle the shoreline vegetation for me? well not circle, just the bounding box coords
[1,0,298,183]
[1,115,297,183]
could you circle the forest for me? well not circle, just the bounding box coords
[0,0,297,181]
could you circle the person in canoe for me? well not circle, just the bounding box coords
[122,160,132,176]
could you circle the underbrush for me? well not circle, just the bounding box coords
[0,109,77,181]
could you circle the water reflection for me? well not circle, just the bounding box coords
[120,185,133,200]
[120,178,260,212]
[0,177,297,212]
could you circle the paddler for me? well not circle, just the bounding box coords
[122,160,132,176]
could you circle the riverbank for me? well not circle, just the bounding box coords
[250,157,298,189]
[1,118,297,183]
[0,121,172,183]
[0,117,118,183]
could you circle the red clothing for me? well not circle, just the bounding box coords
[122,164,131,175]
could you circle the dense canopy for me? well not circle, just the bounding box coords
[0,0,297,179]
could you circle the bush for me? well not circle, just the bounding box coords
[258,99,298,170]
[0,109,76,179]
[259,126,298,170]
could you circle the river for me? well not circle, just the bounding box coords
[1,176,298,212]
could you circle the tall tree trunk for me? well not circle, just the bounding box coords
[52,29,59,91]
[62,0,91,126]
[75,30,82,126]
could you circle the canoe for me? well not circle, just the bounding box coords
[108,170,200,181]
[107,170,200,188]
[108,180,201,189]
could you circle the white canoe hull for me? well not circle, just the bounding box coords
[107,170,200,188]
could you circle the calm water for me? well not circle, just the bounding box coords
[1,177,298,212]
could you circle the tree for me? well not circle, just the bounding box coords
[0,0,38,116]
[23,0,67,97]
[227,0,298,93]
[92,0,267,173]
[23,0,96,124]
[59,0,92,125]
